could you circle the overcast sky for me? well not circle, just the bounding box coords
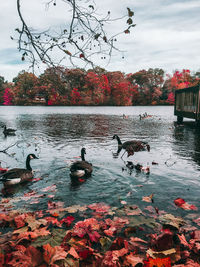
[1,0,200,82]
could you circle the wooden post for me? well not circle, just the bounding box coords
[177,116,183,124]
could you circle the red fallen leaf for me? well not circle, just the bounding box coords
[174,198,198,210]
[0,253,4,266]
[79,53,84,58]
[24,190,37,197]
[43,243,67,265]
[47,200,64,209]
[41,184,57,192]
[60,215,75,226]
[88,203,110,213]
[177,234,189,247]
[124,252,144,266]
[73,218,100,241]
[79,249,93,260]
[15,227,50,240]
[144,257,171,267]
[88,231,101,242]
[45,216,62,226]
[51,212,59,217]
[6,245,43,267]
[190,230,200,240]
[14,214,26,228]
[174,198,185,207]
[68,247,80,259]
[101,248,128,266]
[149,232,174,252]
[104,226,116,237]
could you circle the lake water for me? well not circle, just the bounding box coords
[0,105,200,217]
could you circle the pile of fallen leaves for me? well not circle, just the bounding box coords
[0,198,200,266]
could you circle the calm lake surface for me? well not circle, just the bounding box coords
[0,106,200,216]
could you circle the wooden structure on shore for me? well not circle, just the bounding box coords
[174,85,200,123]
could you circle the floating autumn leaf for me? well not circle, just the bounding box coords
[124,253,144,266]
[25,214,47,231]
[142,194,154,203]
[45,216,62,227]
[65,204,87,213]
[101,248,128,266]
[73,218,100,242]
[149,232,174,252]
[128,236,148,253]
[147,247,181,264]
[33,228,67,247]
[43,243,67,265]
[177,234,189,247]
[100,237,112,251]
[60,215,75,227]
[6,246,43,267]
[143,257,171,267]
[123,205,142,216]
[88,202,110,213]
[190,230,200,240]
[48,200,64,210]
[159,213,185,230]
[78,249,93,260]
[14,214,26,228]
[41,184,57,192]
[174,198,198,210]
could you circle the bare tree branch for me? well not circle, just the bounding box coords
[13,0,135,71]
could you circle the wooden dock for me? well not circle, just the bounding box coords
[174,85,200,123]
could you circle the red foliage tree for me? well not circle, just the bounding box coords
[70,88,81,105]
[166,92,175,105]
[3,88,13,105]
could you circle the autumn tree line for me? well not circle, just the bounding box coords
[0,67,200,106]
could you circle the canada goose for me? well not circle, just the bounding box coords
[112,134,150,157]
[0,154,38,186]
[70,148,93,178]
[3,125,16,136]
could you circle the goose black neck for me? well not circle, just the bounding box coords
[81,151,85,161]
[115,135,122,145]
[26,156,32,171]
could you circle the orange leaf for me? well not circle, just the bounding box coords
[68,247,80,259]
[144,257,171,267]
[124,253,144,266]
[43,244,67,265]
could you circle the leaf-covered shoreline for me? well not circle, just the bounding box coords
[1,198,200,266]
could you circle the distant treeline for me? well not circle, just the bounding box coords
[0,67,199,106]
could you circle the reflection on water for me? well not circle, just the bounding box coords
[0,106,200,215]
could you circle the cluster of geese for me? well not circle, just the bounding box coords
[0,128,150,187]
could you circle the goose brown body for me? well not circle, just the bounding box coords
[70,148,93,178]
[113,134,150,156]
[0,154,38,186]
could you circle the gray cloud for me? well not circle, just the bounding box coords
[0,0,199,81]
